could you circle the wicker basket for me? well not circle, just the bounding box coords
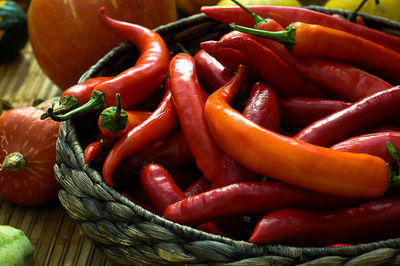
[55,8,400,265]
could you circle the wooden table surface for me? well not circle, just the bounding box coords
[0,43,118,266]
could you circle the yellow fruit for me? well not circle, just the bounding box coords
[177,0,220,14]
[325,0,400,22]
[217,0,302,7]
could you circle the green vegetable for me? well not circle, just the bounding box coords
[0,0,28,60]
[0,225,34,266]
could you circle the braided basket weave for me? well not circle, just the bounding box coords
[55,8,400,265]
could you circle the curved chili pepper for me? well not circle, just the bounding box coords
[201,36,315,97]
[164,181,366,226]
[250,195,400,246]
[102,86,178,187]
[201,5,400,54]
[211,81,278,189]
[98,94,152,138]
[331,132,400,171]
[170,53,224,181]
[140,163,222,235]
[279,97,351,130]
[204,65,398,198]
[231,22,400,83]
[193,49,249,93]
[47,7,170,121]
[294,86,400,147]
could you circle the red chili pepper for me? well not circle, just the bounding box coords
[184,176,211,197]
[294,86,400,147]
[231,22,400,83]
[112,129,195,186]
[204,64,397,198]
[201,36,315,97]
[46,7,170,121]
[331,132,400,171]
[201,5,400,54]
[211,81,278,189]
[250,195,400,246]
[193,49,249,93]
[98,94,152,138]
[279,97,351,130]
[164,181,366,226]
[102,87,178,187]
[140,164,222,235]
[84,134,117,165]
[169,53,224,181]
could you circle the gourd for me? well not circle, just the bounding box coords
[0,225,34,266]
[0,0,28,60]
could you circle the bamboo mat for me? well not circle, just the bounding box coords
[0,43,118,266]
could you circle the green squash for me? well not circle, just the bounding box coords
[0,225,34,266]
[0,0,28,60]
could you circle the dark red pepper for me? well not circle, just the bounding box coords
[250,195,400,246]
[184,176,211,197]
[140,163,222,235]
[331,131,400,171]
[163,181,365,226]
[279,97,351,130]
[201,35,315,97]
[193,49,249,93]
[294,86,400,147]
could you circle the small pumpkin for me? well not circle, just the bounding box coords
[0,0,28,60]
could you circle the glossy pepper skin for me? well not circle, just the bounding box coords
[201,5,400,54]
[331,132,400,171]
[193,49,249,93]
[250,196,400,246]
[211,81,278,189]
[232,22,400,83]
[102,86,178,187]
[95,7,170,107]
[164,181,365,226]
[294,86,400,147]
[204,65,391,199]
[46,7,170,121]
[279,97,351,130]
[140,164,222,236]
[201,35,314,97]
[170,53,224,181]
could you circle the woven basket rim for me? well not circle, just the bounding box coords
[56,9,400,265]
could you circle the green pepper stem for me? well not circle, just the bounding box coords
[46,90,107,122]
[99,93,128,134]
[229,0,269,27]
[386,141,400,189]
[230,23,297,49]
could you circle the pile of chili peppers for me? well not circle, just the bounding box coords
[43,2,400,247]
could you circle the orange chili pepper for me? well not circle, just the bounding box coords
[204,65,397,198]
[231,22,400,83]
